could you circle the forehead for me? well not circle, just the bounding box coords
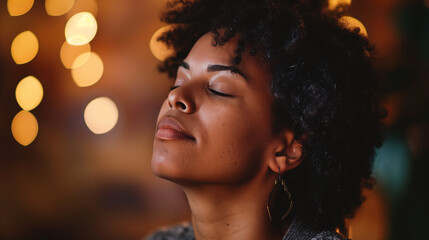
[185,32,238,65]
[184,32,272,84]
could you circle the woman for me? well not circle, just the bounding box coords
[148,0,384,239]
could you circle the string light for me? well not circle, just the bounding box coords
[45,0,75,16]
[84,97,119,134]
[11,31,39,64]
[7,0,34,16]
[65,12,98,46]
[11,110,39,146]
[15,76,43,111]
[150,26,175,61]
[71,52,104,87]
[60,41,91,69]
[8,0,106,143]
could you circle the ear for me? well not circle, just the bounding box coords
[267,130,305,174]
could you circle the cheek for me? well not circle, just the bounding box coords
[198,104,272,180]
[204,101,272,145]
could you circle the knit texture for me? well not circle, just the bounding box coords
[145,218,348,240]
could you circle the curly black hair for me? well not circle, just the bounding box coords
[156,0,385,235]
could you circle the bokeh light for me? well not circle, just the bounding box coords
[60,41,91,69]
[340,16,368,37]
[65,12,98,46]
[67,0,98,17]
[71,52,104,87]
[45,0,75,16]
[11,110,39,146]
[7,0,34,16]
[328,0,351,10]
[15,76,43,111]
[150,26,175,61]
[11,31,39,64]
[84,97,119,134]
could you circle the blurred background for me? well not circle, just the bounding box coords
[0,0,428,239]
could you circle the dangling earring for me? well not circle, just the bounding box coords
[267,167,293,222]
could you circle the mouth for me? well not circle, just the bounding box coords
[156,116,195,141]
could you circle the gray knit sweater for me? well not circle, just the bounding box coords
[145,218,347,240]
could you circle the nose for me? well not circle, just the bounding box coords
[167,85,196,113]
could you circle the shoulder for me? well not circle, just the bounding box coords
[144,223,194,240]
[310,231,348,240]
[284,218,349,240]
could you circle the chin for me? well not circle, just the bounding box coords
[151,153,173,178]
[151,154,206,187]
[152,139,195,180]
[151,148,187,183]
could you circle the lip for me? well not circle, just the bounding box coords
[156,116,195,141]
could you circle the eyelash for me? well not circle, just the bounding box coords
[208,88,233,97]
[169,86,233,97]
[170,86,179,91]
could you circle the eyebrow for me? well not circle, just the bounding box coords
[179,61,248,81]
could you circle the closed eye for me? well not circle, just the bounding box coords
[170,85,179,91]
[208,88,233,97]
[170,85,233,97]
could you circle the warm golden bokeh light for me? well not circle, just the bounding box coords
[340,16,368,37]
[71,52,104,87]
[7,0,34,16]
[150,26,175,61]
[65,12,98,46]
[11,31,39,64]
[15,76,43,111]
[11,110,39,146]
[45,0,75,16]
[67,0,98,17]
[60,41,91,69]
[328,0,352,10]
[84,97,119,134]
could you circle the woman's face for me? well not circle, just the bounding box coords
[152,32,275,185]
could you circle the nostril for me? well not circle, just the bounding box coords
[176,102,187,110]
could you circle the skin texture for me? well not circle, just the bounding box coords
[152,32,303,240]
[156,0,385,233]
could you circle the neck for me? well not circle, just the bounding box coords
[180,174,289,240]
